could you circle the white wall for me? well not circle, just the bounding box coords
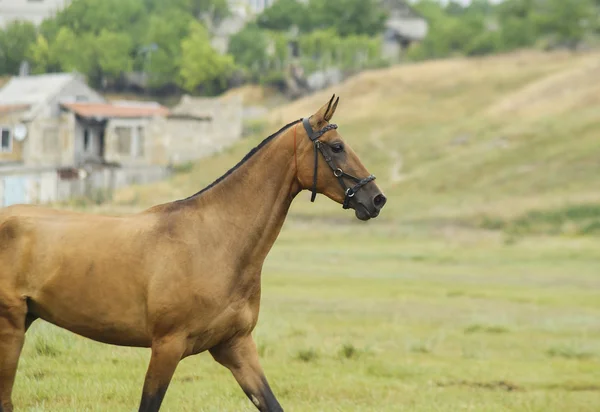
[104,118,152,167]
[0,0,71,28]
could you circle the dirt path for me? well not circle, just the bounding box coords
[370,131,405,184]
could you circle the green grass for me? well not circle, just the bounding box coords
[15,224,600,411]
[477,203,600,237]
[14,50,600,410]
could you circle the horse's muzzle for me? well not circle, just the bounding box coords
[353,192,386,221]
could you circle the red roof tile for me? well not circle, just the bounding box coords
[61,102,170,119]
[0,104,30,115]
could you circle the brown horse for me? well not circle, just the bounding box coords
[0,95,386,412]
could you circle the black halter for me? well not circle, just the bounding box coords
[302,117,376,209]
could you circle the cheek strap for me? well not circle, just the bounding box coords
[301,118,376,208]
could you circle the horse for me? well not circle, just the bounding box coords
[0,95,386,412]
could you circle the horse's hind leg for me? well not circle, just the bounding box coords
[0,300,26,412]
[210,334,283,412]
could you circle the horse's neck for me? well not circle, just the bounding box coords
[189,130,300,266]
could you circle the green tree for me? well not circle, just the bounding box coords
[142,9,194,88]
[53,0,146,35]
[0,21,37,74]
[307,0,388,37]
[256,0,308,31]
[143,0,229,19]
[410,0,502,59]
[96,31,133,78]
[49,27,92,73]
[228,24,269,74]
[535,0,596,48]
[27,35,54,74]
[178,21,234,92]
[496,0,537,49]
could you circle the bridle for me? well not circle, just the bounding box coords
[300,117,376,209]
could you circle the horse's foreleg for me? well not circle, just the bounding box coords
[138,335,187,412]
[210,335,283,412]
[0,303,26,412]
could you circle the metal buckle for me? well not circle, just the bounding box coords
[345,188,355,198]
[334,168,343,177]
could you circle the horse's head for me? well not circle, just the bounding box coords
[295,95,387,221]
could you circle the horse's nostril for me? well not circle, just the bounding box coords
[373,194,387,209]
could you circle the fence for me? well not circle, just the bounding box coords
[0,164,170,207]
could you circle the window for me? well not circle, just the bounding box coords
[1,128,11,153]
[134,126,145,158]
[83,128,90,151]
[116,126,132,155]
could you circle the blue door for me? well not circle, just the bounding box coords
[3,176,27,207]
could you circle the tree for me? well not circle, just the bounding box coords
[143,0,229,20]
[142,9,193,88]
[178,21,234,92]
[0,21,37,74]
[496,0,537,49]
[228,24,269,74]
[410,0,503,59]
[27,35,54,74]
[256,0,308,32]
[535,0,596,48]
[307,0,388,37]
[52,0,146,36]
[49,27,92,73]
[256,0,388,37]
[96,31,133,78]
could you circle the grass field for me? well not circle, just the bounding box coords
[14,50,600,411]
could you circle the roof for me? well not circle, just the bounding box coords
[0,104,30,115]
[380,0,426,19]
[0,73,77,106]
[61,102,170,119]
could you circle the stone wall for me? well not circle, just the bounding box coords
[151,94,244,165]
[0,164,170,207]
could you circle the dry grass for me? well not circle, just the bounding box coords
[111,49,600,231]
[221,84,280,106]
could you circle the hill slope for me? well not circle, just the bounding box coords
[113,50,600,233]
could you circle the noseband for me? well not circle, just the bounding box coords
[302,117,376,209]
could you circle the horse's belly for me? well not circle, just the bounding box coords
[29,273,152,347]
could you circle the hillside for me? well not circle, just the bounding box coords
[112,50,600,235]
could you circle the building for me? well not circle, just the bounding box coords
[0,73,105,167]
[380,0,429,62]
[0,0,71,28]
[0,73,243,206]
[155,94,243,165]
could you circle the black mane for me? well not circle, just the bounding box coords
[181,118,302,201]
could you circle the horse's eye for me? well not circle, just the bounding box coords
[331,143,344,153]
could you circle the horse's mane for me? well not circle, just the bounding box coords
[180,118,302,201]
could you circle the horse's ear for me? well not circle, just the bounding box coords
[325,96,339,122]
[310,94,338,128]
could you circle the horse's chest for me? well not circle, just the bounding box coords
[188,297,259,354]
